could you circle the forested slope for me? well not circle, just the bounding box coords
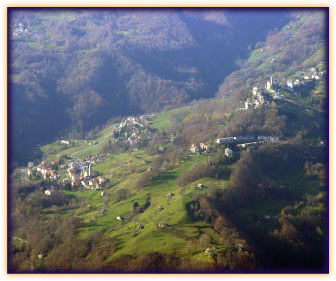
[216,10,327,100]
[8,8,291,165]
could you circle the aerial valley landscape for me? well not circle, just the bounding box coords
[8,8,328,273]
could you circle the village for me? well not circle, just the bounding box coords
[22,114,157,195]
[26,152,108,196]
[114,114,154,146]
[243,64,326,110]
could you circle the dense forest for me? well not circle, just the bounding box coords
[9,8,293,166]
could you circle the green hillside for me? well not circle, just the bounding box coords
[8,9,328,273]
[10,77,328,271]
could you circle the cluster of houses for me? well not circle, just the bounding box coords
[224,148,233,157]
[120,115,152,128]
[27,153,108,191]
[244,66,325,110]
[63,157,107,190]
[115,115,154,146]
[190,143,232,157]
[189,143,212,154]
[244,85,272,110]
[285,66,325,91]
[264,66,325,99]
[244,74,289,110]
[241,67,326,110]
[28,161,59,180]
[12,22,29,37]
[242,64,325,112]
[86,153,106,165]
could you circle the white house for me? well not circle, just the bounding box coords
[245,101,252,110]
[225,148,233,157]
[287,80,293,89]
[294,79,300,86]
[252,87,258,96]
[45,189,54,196]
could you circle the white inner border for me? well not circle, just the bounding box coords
[1,1,334,280]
